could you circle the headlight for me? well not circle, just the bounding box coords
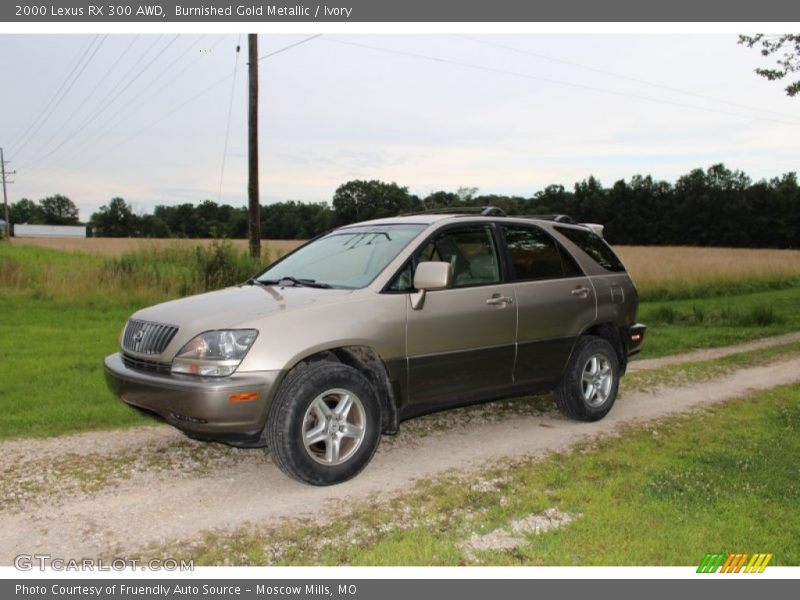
[171,329,258,377]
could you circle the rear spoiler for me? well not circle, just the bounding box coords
[522,214,604,237]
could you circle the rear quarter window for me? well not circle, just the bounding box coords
[554,226,626,272]
[502,224,583,281]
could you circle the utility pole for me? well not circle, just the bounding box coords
[0,147,14,240]
[247,33,261,259]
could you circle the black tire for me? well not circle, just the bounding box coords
[266,361,382,486]
[555,335,620,422]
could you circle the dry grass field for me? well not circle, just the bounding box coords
[9,237,304,259]
[11,237,800,287]
[615,246,800,289]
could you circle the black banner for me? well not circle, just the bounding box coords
[2,0,800,22]
[5,579,800,600]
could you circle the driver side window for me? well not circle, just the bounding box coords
[389,226,501,291]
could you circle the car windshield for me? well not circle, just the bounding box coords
[256,224,426,289]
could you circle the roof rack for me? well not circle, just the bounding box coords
[410,208,579,223]
[522,214,576,224]
[419,206,507,217]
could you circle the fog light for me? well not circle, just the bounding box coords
[171,413,208,424]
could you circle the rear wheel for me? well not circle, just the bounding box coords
[555,336,619,421]
[267,361,381,485]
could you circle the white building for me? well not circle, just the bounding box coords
[14,224,87,238]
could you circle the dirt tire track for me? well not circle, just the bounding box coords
[1,356,799,563]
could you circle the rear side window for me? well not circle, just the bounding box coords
[555,226,626,272]
[502,225,582,281]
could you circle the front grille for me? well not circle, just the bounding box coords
[122,319,178,356]
[122,354,172,375]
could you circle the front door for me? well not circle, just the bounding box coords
[405,224,517,410]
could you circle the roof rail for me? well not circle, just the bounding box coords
[419,206,507,217]
[522,214,576,224]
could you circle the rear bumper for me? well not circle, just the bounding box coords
[104,353,282,441]
[625,323,647,357]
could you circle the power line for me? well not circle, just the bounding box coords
[22,34,321,174]
[27,36,232,173]
[455,35,800,123]
[218,35,243,204]
[15,35,108,158]
[105,36,206,112]
[320,37,800,127]
[25,36,166,167]
[81,34,323,166]
[75,34,165,127]
[22,35,182,172]
[28,36,207,170]
[22,35,141,165]
[258,33,322,60]
[12,35,107,158]
[7,36,97,152]
[18,36,164,172]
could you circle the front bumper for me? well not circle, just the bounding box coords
[104,352,282,441]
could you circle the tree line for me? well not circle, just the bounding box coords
[6,164,800,248]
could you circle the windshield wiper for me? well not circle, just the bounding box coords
[257,276,333,289]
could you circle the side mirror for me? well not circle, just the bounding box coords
[414,261,452,291]
[410,261,452,310]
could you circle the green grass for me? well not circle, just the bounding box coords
[637,275,800,303]
[150,384,800,566]
[637,285,800,358]
[0,242,267,439]
[0,291,151,439]
[0,242,266,439]
[1,242,800,439]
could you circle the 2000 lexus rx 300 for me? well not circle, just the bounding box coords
[105,209,646,485]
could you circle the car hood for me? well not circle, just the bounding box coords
[131,284,357,333]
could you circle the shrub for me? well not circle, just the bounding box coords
[737,306,783,327]
[100,240,266,299]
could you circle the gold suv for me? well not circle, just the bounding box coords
[105,209,646,485]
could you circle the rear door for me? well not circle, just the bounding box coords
[500,224,597,384]
[405,224,517,409]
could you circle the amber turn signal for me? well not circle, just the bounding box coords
[229,392,259,403]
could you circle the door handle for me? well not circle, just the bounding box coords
[486,294,513,306]
[571,286,591,297]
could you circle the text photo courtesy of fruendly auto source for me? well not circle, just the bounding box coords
[1,32,799,568]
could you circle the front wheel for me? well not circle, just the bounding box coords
[555,336,620,422]
[267,361,382,485]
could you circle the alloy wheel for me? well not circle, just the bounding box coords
[301,388,366,465]
[581,353,613,407]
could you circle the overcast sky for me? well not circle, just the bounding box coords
[1,33,798,220]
